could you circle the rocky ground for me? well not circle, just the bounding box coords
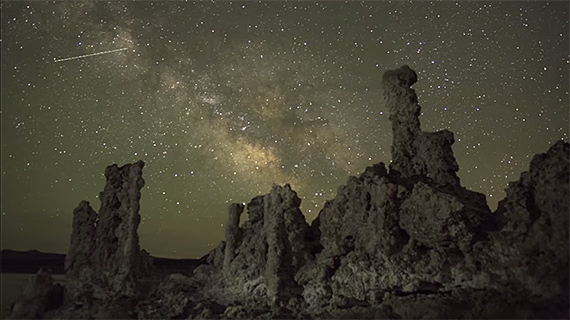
[9,66,569,319]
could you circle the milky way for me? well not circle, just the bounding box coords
[2,1,568,258]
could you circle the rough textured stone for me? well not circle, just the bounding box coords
[482,140,569,315]
[10,268,63,319]
[218,196,269,306]
[14,66,569,319]
[64,200,97,305]
[206,184,313,312]
[382,65,459,187]
[206,241,226,268]
[64,160,147,309]
[224,203,244,271]
[92,160,146,299]
[139,249,155,276]
[136,274,196,319]
[165,66,568,319]
[263,184,310,309]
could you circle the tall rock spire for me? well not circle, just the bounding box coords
[65,160,146,306]
[382,65,460,187]
[93,160,146,298]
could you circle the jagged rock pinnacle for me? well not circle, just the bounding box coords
[224,203,244,271]
[64,200,97,305]
[65,160,147,307]
[214,184,311,311]
[382,65,460,187]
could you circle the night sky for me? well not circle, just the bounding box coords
[2,1,568,259]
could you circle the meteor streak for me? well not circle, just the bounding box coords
[54,47,129,63]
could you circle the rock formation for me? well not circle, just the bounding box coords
[12,66,569,319]
[218,184,312,312]
[262,184,311,312]
[483,140,569,312]
[63,160,147,308]
[139,249,155,276]
[10,268,63,319]
[64,200,97,305]
[11,161,150,319]
[383,65,460,187]
[223,203,244,271]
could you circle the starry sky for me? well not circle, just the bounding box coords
[2,1,568,259]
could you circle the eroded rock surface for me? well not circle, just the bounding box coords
[62,161,147,312]
[223,203,244,270]
[219,184,312,311]
[10,269,63,319]
[93,160,146,298]
[14,67,569,319]
[483,140,569,312]
[383,65,460,187]
[64,200,97,305]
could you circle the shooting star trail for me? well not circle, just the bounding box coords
[54,47,129,63]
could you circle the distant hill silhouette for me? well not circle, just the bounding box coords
[1,249,203,275]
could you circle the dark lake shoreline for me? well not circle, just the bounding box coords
[1,249,203,275]
[1,250,205,318]
[2,273,67,319]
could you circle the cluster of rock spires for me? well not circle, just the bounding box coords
[10,66,568,319]
[11,161,153,319]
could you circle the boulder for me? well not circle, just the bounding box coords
[136,274,197,319]
[10,268,63,319]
